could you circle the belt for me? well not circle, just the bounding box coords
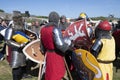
[97,59,113,63]
[46,49,55,52]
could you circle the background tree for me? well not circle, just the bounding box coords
[0,9,4,12]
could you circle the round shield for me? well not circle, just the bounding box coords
[23,39,44,64]
[75,49,104,80]
[25,29,38,40]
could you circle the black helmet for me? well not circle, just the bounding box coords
[49,11,60,24]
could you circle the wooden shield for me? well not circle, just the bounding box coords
[75,49,104,80]
[25,29,38,40]
[23,39,44,64]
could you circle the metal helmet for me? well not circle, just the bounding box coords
[97,20,112,31]
[60,15,66,23]
[79,12,87,19]
[12,11,23,24]
[12,11,22,18]
[12,11,25,31]
[48,11,60,24]
[60,15,66,20]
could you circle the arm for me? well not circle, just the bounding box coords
[90,38,103,57]
[53,27,72,53]
[4,27,24,48]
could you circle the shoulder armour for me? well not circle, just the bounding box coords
[90,38,103,57]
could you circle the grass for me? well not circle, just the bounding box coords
[113,57,120,80]
[0,60,38,80]
[0,60,12,80]
[0,58,120,80]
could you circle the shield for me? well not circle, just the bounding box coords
[25,29,38,40]
[64,19,89,41]
[0,27,7,37]
[64,19,91,50]
[75,49,104,80]
[23,39,44,64]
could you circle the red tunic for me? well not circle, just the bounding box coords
[41,26,66,80]
[112,30,120,50]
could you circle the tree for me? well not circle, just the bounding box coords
[0,9,4,12]
[91,16,107,21]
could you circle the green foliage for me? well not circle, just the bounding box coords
[36,16,48,19]
[21,13,26,17]
[91,16,119,21]
[0,60,38,80]
[0,9,4,12]
[91,16,107,21]
[26,19,34,23]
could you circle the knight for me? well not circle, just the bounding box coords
[0,17,7,60]
[4,11,31,80]
[40,11,73,80]
[74,12,94,51]
[90,20,116,80]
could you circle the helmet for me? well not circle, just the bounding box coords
[12,11,24,31]
[60,15,66,20]
[60,15,66,23]
[79,12,87,19]
[97,20,111,31]
[48,11,60,24]
[12,11,22,18]
[12,11,23,23]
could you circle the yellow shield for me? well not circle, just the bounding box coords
[75,49,104,80]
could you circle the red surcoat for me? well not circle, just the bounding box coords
[41,26,66,80]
